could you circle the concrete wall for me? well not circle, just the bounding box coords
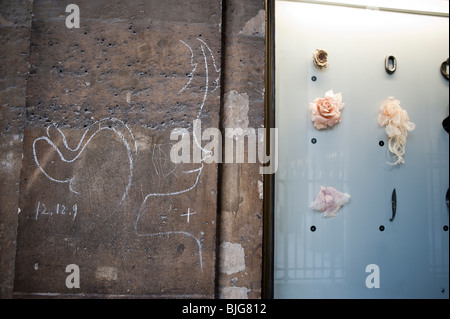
[0,0,265,298]
[218,0,265,299]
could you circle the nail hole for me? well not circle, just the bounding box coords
[379,225,385,231]
[311,138,317,144]
[310,225,316,232]
[311,76,317,81]
[444,225,448,231]
[379,140,384,147]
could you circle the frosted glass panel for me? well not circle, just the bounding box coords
[274,0,449,298]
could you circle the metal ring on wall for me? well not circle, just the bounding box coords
[441,58,449,80]
[385,55,397,74]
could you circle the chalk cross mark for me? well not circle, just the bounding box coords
[180,208,197,223]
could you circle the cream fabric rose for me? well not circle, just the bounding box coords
[310,89,344,130]
[313,49,328,69]
[378,97,415,165]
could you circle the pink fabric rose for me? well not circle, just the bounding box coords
[311,186,351,218]
[310,89,344,130]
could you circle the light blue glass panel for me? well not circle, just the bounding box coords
[274,0,449,299]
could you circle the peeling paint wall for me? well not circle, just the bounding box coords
[239,9,265,37]
[219,242,246,275]
[218,0,265,299]
[220,286,250,299]
[224,90,249,138]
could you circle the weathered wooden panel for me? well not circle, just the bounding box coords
[14,0,221,298]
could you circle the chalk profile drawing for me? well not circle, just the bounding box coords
[133,38,220,271]
[31,38,220,272]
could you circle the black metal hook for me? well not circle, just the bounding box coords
[390,188,397,222]
[446,188,449,209]
[444,114,450,134]
[441,58,449,80]
[385,55,397,74]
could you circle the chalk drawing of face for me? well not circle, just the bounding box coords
[133,38,221,271]
[31,38,220,271]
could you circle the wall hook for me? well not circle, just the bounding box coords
[390,188,397,222]
[443,114,450,133]
[446,188,449,209]
[441,58,449,80]
[385,55,397,74]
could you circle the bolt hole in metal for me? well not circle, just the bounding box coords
[311,138,317,144]
[385,55,397,74]
[379,225,385,232]
[310,225,316,232]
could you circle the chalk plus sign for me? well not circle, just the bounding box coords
[181,208,197,223]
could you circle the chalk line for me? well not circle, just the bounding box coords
[178,40,197,95]
[33,118,136,204]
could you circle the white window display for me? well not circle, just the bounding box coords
[274,0,449,298]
